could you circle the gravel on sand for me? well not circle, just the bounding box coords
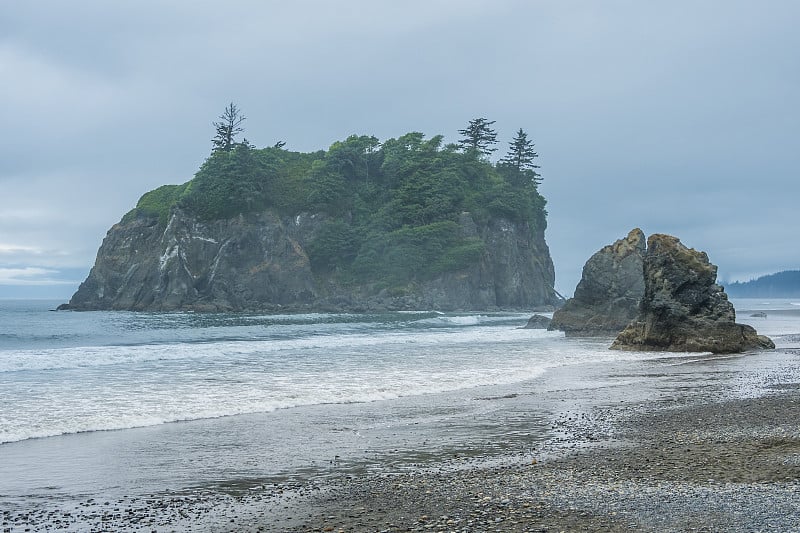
[273,360,800,532]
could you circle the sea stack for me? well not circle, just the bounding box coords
[610,234,774,353]
[549,228,645,336]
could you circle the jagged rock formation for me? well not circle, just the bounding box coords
[549,228,646,336]
[65,208,558,312]
[610,234,774,353]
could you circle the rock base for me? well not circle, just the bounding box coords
[611,321,775,353]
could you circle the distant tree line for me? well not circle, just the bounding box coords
[725,270,800,298]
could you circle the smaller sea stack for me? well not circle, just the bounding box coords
[611,234,774,353]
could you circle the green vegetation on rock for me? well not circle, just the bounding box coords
[122,183,189,225]
[125,112,548,289]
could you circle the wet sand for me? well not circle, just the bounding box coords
[270,350,800,532]
[3,348,800,532]
[272,390,800,532]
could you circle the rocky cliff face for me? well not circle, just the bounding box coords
[549,228,646,336]
[610,234,774,353]
[66,209,558,312]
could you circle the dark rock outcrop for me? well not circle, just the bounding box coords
[549,228,646,336]
[66,208,559,312]
[610,234,774,353]
[522,314,552,329]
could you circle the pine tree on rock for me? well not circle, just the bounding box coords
[212,103,246,152]
[458,118,498,158]
[501,128,541,186]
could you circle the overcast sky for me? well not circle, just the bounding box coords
[1,1,798,299]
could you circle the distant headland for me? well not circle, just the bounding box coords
[725,270,800,298]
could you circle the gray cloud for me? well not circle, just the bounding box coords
[1,1,798,298]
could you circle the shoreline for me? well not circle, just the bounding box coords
[268,349,800,532]
[3,347,800,531]
[270,382,800,532]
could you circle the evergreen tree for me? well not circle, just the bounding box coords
[212,103,246,152]
[457,118,498,157]
[501,128,541,185]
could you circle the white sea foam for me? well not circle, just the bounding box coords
[0,348,554,443]
[410,314,526,327]
[413,315,482,326]
[0,326,547,442]
[0,320,545,373]
[240,313,363,322]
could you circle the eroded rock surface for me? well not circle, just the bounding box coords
[611,234,774,353]
[523,314,552,329]
[549,228,645,336]
[66,208,558,312]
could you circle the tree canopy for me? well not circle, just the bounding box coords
[458,117,498,158]
[125,116,547,290]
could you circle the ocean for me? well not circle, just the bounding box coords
[1,298,799,528]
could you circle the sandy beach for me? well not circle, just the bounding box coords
[3,341,799,532]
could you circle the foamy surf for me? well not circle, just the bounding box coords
[3,302,793,446]
[0,314,655,445]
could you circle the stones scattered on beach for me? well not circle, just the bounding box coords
[279,367,800,533]
[285,468,629,533]
[549,228,646,336]
[611,233,774,353]
[0,481,320,532]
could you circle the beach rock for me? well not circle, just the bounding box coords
[610,234,774,353]
[523,314,552,329]
[549,228,646,336]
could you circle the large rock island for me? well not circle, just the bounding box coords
[67,209,556,312]
[610,234,774,353]
[64,128,559,312]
